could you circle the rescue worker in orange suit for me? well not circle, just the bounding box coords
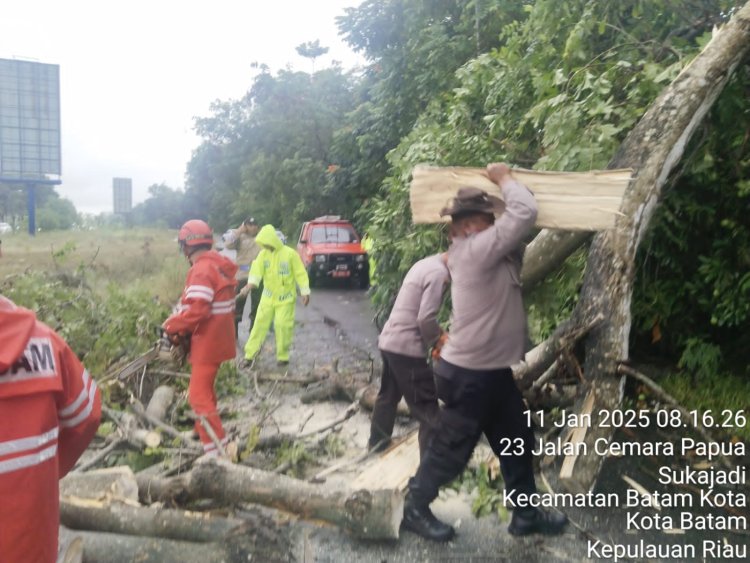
[0,294,102,563]
[163,219,238,458]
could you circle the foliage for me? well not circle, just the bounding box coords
[322,434,345,458]
[274,441,315,478]
[632,65,750,375]
[186,63,360,238]
[37,196,79,231]
[334,1,530,208]
[130,183,188,229]
[363,0,738,351]
[1,270,169,376]
[526,247,586,342]
[450,461,509,520]
[215,362,247,397]
[660,369,750,441]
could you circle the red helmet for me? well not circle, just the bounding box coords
[178,220,213,250]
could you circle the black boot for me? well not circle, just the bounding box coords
[401,491,455,542]
[508,507,568,536]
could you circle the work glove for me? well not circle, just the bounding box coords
[431,331,449,362]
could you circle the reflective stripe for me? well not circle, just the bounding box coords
[210,298,235,315]
[185,285,214,301]
[211,306,234,315]
[0,444,57,475]
[60,379,97,428]
[0,427,59,457]
[58,370,91,417]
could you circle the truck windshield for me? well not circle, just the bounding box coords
[310,226,356,244]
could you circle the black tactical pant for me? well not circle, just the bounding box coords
[369,350,440,458]
[235,279,261,334]
[409,360,537,509]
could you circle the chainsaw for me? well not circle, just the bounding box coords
[115,330,190,381]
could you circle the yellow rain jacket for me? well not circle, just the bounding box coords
[244,225,310,362]
[248,225,310,304]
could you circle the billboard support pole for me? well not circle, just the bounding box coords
[26,183,36,235]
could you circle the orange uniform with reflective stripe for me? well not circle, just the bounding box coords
[163,250,238,453]
[163,250,238,364]
[0,296,101,563]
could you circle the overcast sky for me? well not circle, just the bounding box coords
[0,0,364,214]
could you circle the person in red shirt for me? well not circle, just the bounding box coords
[163,219,238,458]
[0,294,102,563]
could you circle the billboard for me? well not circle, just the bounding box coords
[0,58,61,183]
[113,177,132,213]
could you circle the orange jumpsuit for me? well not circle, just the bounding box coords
[163,250,237,455]
[0,295,102,563]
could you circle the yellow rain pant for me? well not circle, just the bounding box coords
[244,297,296,362]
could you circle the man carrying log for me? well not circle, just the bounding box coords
[368,252,449,457]
[0,294,102,562]
[401,163,568,542]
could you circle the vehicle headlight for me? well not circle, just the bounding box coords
[355,254,366,263]
[315,255,326,263]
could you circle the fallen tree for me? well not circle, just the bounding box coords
[541,3,750,493]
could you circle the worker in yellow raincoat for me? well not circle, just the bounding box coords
[361,232,377,288]
[240,225,310,365]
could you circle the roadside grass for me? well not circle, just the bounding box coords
[1,228,187,302]
[1,228,189,376]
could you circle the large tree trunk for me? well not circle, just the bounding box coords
[552,3,750,493]
[521,230,591,290]
[145,459,403,540]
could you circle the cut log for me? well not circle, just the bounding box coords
[130,400,202,451]
[558,389,596,480]
[550,2,750,493]
[145,385,175,422]
[512,314,602,391]
[59,527,266,563]
[410,166,631,230]
[358,383,410,416]
[161,459,403,539]
[61,466,139,503]
[351,432,420,492]
[60,497,245,543]
[104,407,161,449]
